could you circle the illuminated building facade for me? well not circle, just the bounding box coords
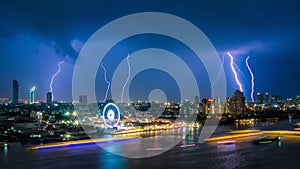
[228,89,245,116]
[296,96,300,106]
[286,98,294,107]
[257,92,264,105]
[159,102,180,119]
[29,86,36,104]
[201,98,212,115]
[224,97,230,114]
[265,92,271,105]
[271,95,283,106]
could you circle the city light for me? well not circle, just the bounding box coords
[29,86,36,104]
[180,144,197,148]
[206,131,263,142]
[30,86,36,92]
[29,137,140,150]
[2,1,300,168]
[217,140,236,144]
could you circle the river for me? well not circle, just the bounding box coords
[1,119,300,169]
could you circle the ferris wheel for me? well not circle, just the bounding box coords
[102,103,120,128]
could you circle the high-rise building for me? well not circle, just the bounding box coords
[214,97,221,105]
[224,97,231,114]
[79,95,88,105]
[286,98,294,107]
[12,80,19,104]
[200,98,213,115]
[228,89,245,116]
[213,97,222,114]
[295,96,300,106]
[195,96,199,104]
[271,95,283,106]
[265,92,271,105]
[29,86,36,104]
[47,92,52,104]
[257,92,264,104]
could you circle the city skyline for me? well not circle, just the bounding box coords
[2,79,300,104]
[1,1,300,102]
[2,2,300,168]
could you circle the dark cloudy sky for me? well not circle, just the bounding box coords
[0,0,300,102]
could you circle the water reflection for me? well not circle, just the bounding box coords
[3,146,8,157]
[2,120,300,169]
[99,152,127,169]
[217,143,236,152]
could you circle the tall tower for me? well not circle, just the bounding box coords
[228,89,245,116]
[12,80,19,104]
[47,92,52,104]
[29,86,36,104]
[79,95,88,105]
[265,92,271,105]
[195,96,199,104]
[257,92,264,105]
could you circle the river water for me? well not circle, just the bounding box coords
[1,120,300,169]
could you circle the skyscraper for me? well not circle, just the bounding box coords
[257,92,264,105]
[295,95,300,105]
[47,92,52,104]
[265,92,271,105]
[228,89,245,116]
[214,97,221,105]
[195,96,199,104]
[79,95,88,105]
[271,95,283,106]
[29,86,36,104]
[12,80,18,104]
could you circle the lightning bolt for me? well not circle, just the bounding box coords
[49,60,64,101]
[227,51,243,92]
[233,62,250,85]
[121,54,131,103]
[246,56,255,102]
[101,63,110,102]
